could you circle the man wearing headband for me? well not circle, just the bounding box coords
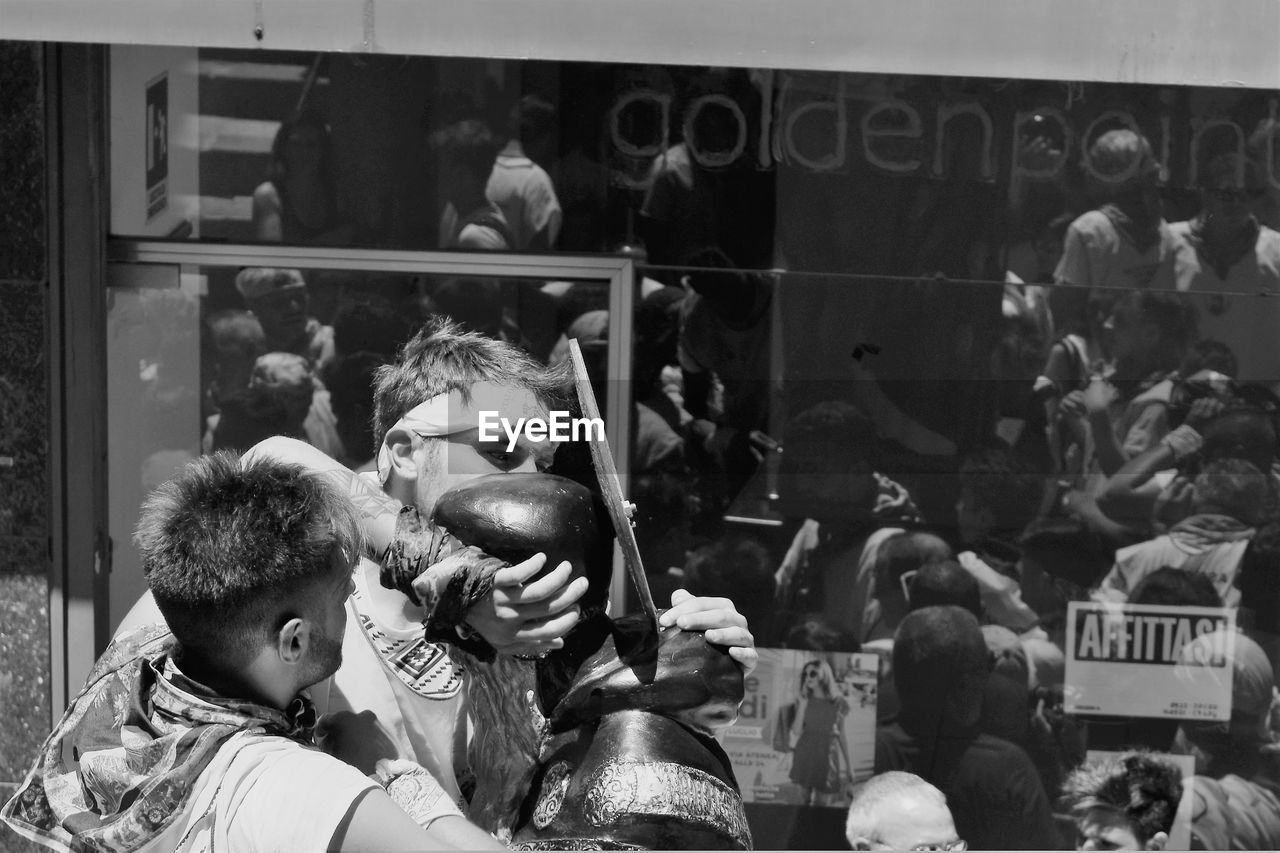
[116,317,756,834]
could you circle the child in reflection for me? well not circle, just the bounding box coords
[773,659,853,806]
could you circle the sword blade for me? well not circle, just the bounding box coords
[567,339,661,629]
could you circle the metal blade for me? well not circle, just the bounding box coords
[567,339,661,630]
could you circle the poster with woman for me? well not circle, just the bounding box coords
[723,648,879,808]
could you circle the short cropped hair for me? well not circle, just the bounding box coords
[135,452,363,667]
[1128,566,1221,608]
[1061,753,1182,844]
[894,606,989,722]
[371,316,570,441]
[428,119,502,182]
[509,94,556,142]
[846,771,949,846]
[908,560,982,619]
[874,531,952,598]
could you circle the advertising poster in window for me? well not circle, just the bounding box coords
[723,649,877,808]
[1065,602,1236,721]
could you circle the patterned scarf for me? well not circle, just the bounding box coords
[2,626,316,852]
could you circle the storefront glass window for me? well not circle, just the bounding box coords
[105,43,1280,851]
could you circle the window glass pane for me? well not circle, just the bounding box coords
[109,49,1280,291]
[628,264,1280,848]
[105,263,610,627]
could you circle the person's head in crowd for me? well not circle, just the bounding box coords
[371,316,568,521]
[327,350,388,468]
[1018,518,1110,616]
[684,535,776,637]
[1179,339,1238,382]
[1103,290,1196,382]
[1197,152,1258,240]
[873,531,953,606]
[1128,567,1222,609]
[204,309,266,404]
[134,451,362,700]
[956,447,1044,545]
[907,560,983,621]
[424,277,508,341]
[506,94,557,164]
[212,352,317,452]
[782,614,858,653]
[1176,629,1277,778]
[554,308,609,402]
[682,246,773,329]
[331,294,410,362]
[268,109,333,189]
[1237,521,1280,635]
[1061,752,1182,851]
[1083,128,1164,206]
[775,400,878,523]
[429,119,502,213]
[795,658,840,700]
[1199,405,1277,475]
[845,771,963,851]
[1190,457,1270,524]
[894,606,990,734]
[235,267,313,353]
[1165,340,1240,428]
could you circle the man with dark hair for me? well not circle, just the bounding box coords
[1127,565,1222,608]
[907,559,984,619]
[431,119,513,250]
[876,606,1059,849]
[487,94,562,250]
[862,530,953,644]
[1061,752,1183,850]
[845,771,964,851]
[234,266,335,372]
[5,453,501,851]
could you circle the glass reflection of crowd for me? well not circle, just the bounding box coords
[175,68,1280,850]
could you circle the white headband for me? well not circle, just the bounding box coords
[376,381,545,483]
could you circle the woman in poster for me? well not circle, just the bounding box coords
[773,658,852,806]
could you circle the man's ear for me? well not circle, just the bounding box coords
[1146,831,1169,851]
[277,616,310,665]
[383,425,420,482]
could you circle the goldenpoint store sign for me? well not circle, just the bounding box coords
[607,73,1280,188]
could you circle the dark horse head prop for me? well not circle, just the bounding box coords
[427,472,750,849]
[430,472,615,616]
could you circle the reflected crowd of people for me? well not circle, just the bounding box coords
[112,70,1280,850]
